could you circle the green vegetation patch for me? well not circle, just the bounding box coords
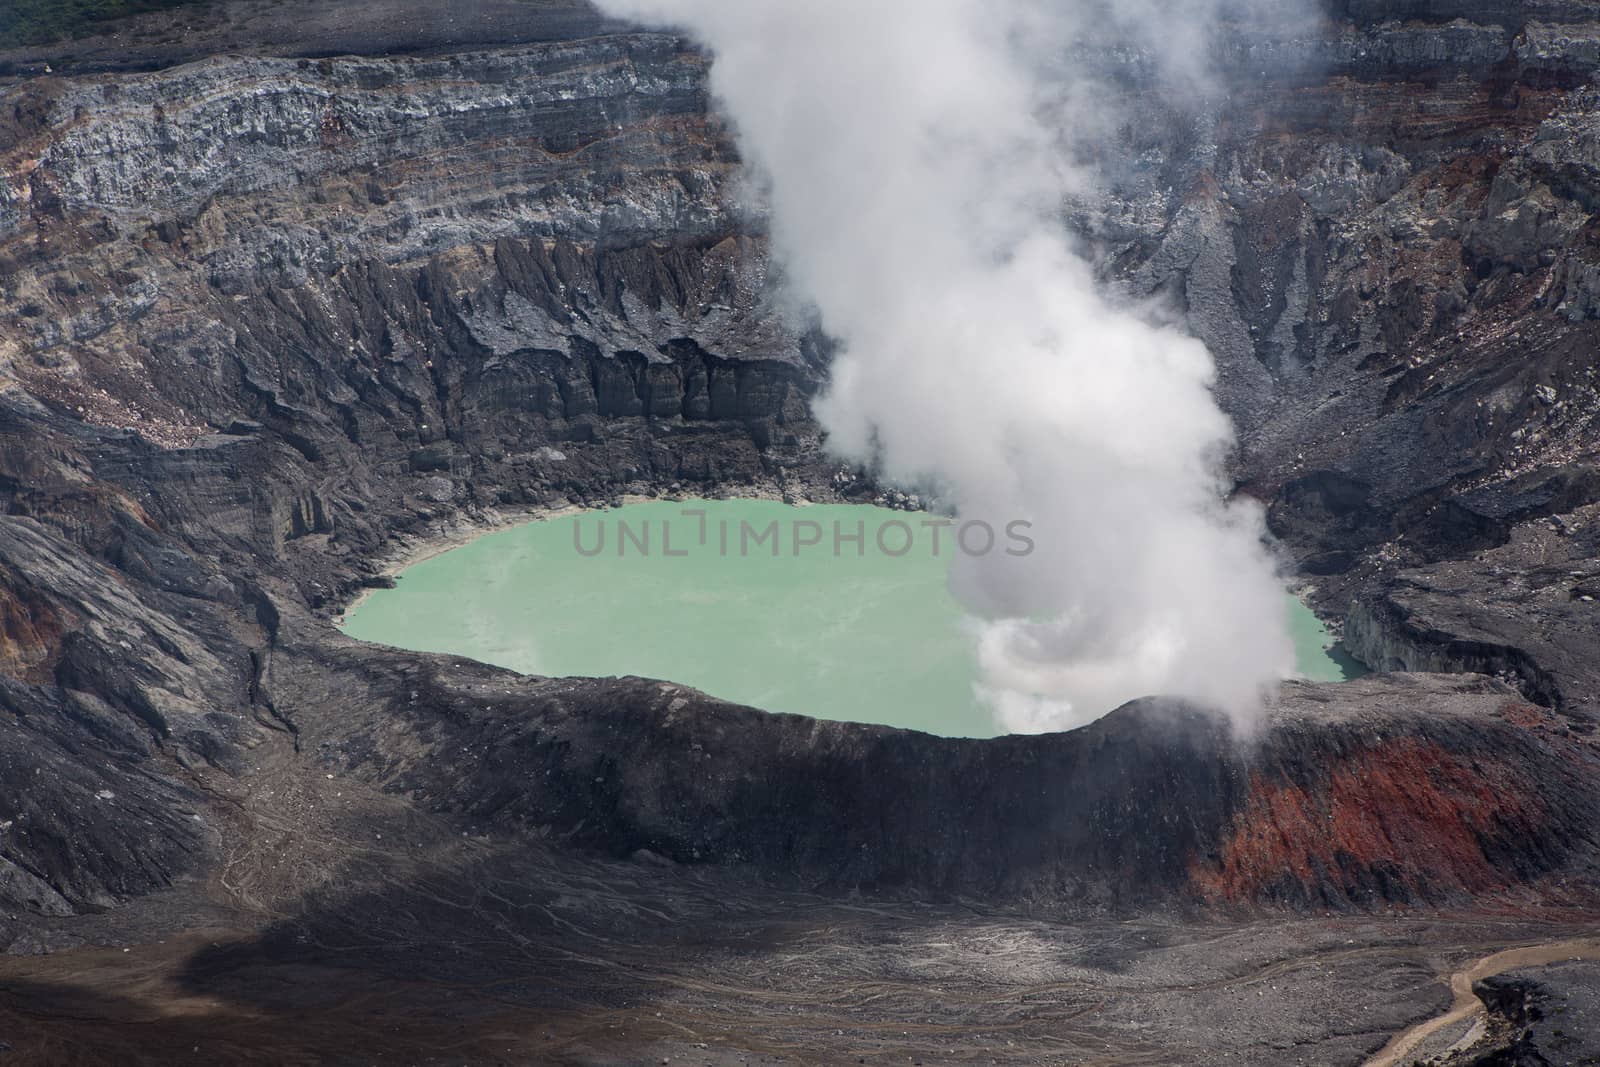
[0,0,212,49]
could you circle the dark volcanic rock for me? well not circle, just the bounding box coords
[287,616,1600,909]
[0,2,1596,1063]
[0,10,1595,1067]
[1441,963,1600,1066]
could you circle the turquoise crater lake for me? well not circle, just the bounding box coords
[341,500,1364,738]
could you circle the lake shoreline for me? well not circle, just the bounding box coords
[330,481,847,626]
[338,498,1364,738]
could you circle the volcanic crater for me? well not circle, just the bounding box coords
[1,1,1600,1063]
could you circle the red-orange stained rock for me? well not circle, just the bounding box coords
[1191,736,1543,905]
[1497,702,1550,730]
[0,577,67,685]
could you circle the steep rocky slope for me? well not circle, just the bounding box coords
[1,1,1600,1062]
[1071,3,1600,726]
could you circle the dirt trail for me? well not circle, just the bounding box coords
[1363,936,1600,1067]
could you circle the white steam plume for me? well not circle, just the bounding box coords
[592,0,1305,733]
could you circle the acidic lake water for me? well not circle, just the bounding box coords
[341,500,1365,738]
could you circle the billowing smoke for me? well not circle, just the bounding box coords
[592,0,1311,732]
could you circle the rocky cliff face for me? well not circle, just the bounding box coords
[1067,3,1600,731]
[0,0,1598,1042]
[5,2,1600,1062]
